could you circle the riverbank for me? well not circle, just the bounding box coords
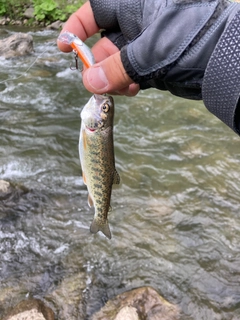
[0,0,85,28]
[1,0,240,29]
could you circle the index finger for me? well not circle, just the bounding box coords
[57,1,99,52]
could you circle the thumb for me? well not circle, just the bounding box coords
[82,51,134,94]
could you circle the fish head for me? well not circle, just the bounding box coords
[81,94,114,132]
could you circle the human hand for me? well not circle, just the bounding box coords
[58,0,236,103]
[57,1,139,96]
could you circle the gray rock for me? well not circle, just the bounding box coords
[0,180,28,201]
[46,20,63,30]
[11,20,22,26]
[23,7,35,19]
[91,286,179,320]
[0,18,10,25]
[0,180,14,201]
[2,299,54,320]
[0,33,34,58]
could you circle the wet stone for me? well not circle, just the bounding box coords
[90,286,179,320]
[114,306,140,320]
[2,299,54,320]
[0,180,28,201]
[0,286,24,318]
[0,33,34,58]
[45,271,87,320]
[0,180,11,194]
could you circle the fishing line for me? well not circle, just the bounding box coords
[0,40,57,85]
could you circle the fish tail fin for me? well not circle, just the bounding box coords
[90,219,112,239]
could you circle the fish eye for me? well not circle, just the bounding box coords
[102,102,110,113]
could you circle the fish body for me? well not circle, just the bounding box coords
[79,94,120,239]
[58,32,119,238]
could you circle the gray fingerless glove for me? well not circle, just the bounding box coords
[90,0,240,133]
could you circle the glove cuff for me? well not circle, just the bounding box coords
[203,5,240,134]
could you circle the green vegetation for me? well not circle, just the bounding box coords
[0,0,85,24]
[32,0,84,22]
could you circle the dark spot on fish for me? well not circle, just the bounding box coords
[90,158,99,164]
[93,184,102,189]
[95,191,103,197]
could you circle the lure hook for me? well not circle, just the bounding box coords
[70,50,82,71]
[58,31,94,69]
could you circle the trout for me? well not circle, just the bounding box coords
[79,94,120,239]
[58,32,120,238]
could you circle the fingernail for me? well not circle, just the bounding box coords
[86,66,109,91]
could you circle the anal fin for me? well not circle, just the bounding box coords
[88,194,94,207]
[82,172,87,185]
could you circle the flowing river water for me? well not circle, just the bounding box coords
[1,28,240,320]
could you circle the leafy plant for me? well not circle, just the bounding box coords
[0,0,7,15]
[33,0,65,21]
[0,0,85,23]
[0,0,28,18]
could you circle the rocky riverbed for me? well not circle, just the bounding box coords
[0,179,179,320]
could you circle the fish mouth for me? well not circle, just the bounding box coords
[85,126,97,133]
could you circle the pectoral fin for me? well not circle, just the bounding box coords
[113,169,120,184]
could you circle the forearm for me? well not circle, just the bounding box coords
[89,0,240,134]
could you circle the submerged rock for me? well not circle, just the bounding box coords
[0,33,33,58]
[0,180,28,202]
[46,271,87,320]
[2,299,54,320]
[91,286,179,320]
[0,180,12,198]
